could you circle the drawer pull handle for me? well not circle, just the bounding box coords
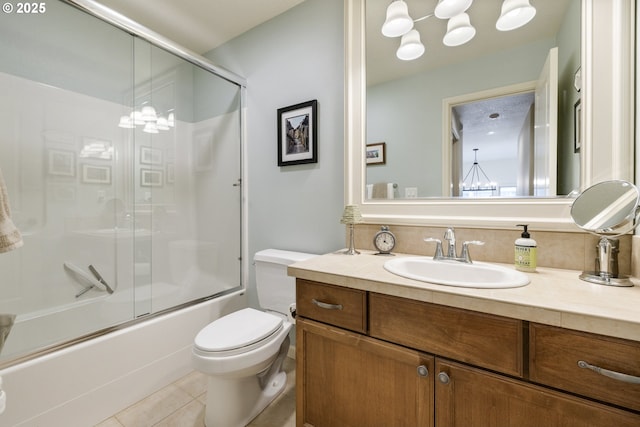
[312,299,343,310]
[578,360,640,384]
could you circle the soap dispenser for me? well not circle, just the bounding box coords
[515,224,537,272]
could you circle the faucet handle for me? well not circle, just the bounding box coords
[461,240,485,263]
[424,237,444,259]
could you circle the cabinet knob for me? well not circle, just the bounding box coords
[417,365,429,377]
[438,372,450,384]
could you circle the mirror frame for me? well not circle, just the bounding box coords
[344,0,635,231]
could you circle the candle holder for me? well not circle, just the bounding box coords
[340,205,363,255]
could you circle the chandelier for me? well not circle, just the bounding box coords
[118,104,175,134]
[461,148,497,193]
[382,0,537,61]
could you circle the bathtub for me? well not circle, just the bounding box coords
[0,288,247,426]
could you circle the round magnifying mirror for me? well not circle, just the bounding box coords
[570,180,640,236]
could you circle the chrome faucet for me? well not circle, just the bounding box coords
[424,227,485,263]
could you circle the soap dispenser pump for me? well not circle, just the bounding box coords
[515,224,537,272]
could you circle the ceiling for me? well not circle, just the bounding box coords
[95,0,306,54]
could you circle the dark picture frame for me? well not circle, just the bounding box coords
[366,142,386,165]
[277,100,317,166]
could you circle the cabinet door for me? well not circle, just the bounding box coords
[297,317,434,427]
[435,359,640,427]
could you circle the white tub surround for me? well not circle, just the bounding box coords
[0,291,246,427]
[288,251,640,342]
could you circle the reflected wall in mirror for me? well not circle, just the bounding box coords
[365,0,579,199]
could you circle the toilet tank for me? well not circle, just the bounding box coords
[254,249,317,315]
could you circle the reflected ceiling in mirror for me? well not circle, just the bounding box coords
[365,0,579,199]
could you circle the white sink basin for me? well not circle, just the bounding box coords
[384,257,530,289]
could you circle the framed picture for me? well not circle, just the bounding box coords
[140,168,163,187]
[574,99,582,153]
[140,146,163,165]
[48,149,75,177]
[81,164,111,184]
[277,99,317,166]
[366,142,386,165]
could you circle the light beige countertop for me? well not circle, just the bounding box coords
[288,250,640,342]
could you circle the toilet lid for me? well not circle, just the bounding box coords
[194,308,283,352]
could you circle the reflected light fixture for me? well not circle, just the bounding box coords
[397,29,425,60]
[496,0,537,31]
[382,0,414,37]
[382,0,537,61]
[434,0,473,19]
[118,105,175,132]
[140,105,158,122]
[443,12,476,46]
[461,148,497,193]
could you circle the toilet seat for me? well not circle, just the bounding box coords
[194,308,284,356]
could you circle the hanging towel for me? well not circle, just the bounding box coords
[0,313,15,354]
[371,182,396,199]
[0,167,23,253]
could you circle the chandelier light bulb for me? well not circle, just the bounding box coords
[141,105,158,122]
[118,115,135,128]
[382,0,414,37]
[396,29,425,61]
[143,122,159,134]
[443,13,476,46]
[434,0,473,19]
[496,0,536,31]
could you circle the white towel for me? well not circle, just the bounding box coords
[0,167,23,253]
[370,182,395,199]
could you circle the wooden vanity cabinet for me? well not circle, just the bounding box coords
[296,318,434,427]
[436,359,640,427]
[295,279,640,427]
[530,323,640,411]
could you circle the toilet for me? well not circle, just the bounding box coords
[192,248,316,427]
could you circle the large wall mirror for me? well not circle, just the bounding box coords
[345,0,634,230]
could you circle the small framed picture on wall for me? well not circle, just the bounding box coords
[366,142,386,165]
[277,99,318,166]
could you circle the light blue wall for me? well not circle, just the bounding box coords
[205,0,345,308]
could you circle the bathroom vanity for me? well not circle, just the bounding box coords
[290,252,640,427]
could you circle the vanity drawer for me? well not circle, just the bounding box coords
[296,280,367,333]
[369,293,523,377]
[530,323,640,411]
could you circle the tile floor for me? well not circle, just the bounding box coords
[95,357,296,427]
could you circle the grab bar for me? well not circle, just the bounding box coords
[64,262,114,295]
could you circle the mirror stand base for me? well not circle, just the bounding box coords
[579,272,634,287]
